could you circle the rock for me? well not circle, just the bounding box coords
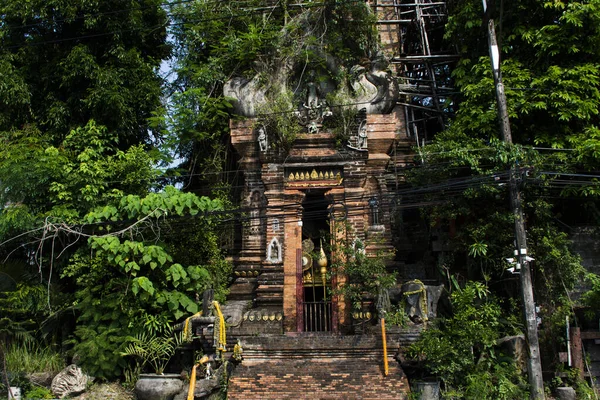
[556,386,576,400]
[27,372,55,387]
[51,364,90,399]
[194,376,220,398]
[172,387,189,400]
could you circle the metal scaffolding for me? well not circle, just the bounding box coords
[371,0,457,143]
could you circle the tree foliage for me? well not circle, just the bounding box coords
[165,0,377,189]
[407,0,600,377]
[59,187,229,379]
[0,1,232,381]
[0,0,169,147]
[445,0,600,154]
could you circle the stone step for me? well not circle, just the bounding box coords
[228,356,410,399]
[225,333,417,399]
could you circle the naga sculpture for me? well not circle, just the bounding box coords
[350,51,399,114]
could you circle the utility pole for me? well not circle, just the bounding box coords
[483,2,545,399]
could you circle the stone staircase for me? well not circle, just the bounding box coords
[227,333,415,399]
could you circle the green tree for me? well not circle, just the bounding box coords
[444,0,600,152]
[0,120,161,373]
[0,0,169,147]
[59,187,229,379]
[408,0,600,377]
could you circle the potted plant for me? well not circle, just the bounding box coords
[122,326,184,400]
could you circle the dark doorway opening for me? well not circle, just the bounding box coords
[301,191,332,332]
[302,191,329,243]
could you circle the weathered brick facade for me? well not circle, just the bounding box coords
[229,108,406,333]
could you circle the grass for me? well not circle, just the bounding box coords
[5,342,64,375]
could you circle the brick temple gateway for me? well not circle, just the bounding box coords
[222,104,417,398]
[228,107,405,332]
[210,1,454,398]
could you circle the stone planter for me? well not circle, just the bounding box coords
[135,374,184,400]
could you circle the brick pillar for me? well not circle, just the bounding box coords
[229,118,263,300]
[282,190,305,332]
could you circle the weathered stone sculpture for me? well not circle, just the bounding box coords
[425,284,444,320]
[402,280,428,323]
[51,364,89,399]
[296,71,333,133]
[387,283,444,322]
[223,75,267,117]
[357,120,368,149]
[555,387,576,400]
[497,335,527,373]
[350,51,398,114]
[219,300,251,327]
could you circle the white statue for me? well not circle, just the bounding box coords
[357,120,368,149]
[257,125,268,152]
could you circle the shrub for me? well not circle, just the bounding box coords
[25,386,54,399]
[407,281,528,398]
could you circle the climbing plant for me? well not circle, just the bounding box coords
[256,89,302,152]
